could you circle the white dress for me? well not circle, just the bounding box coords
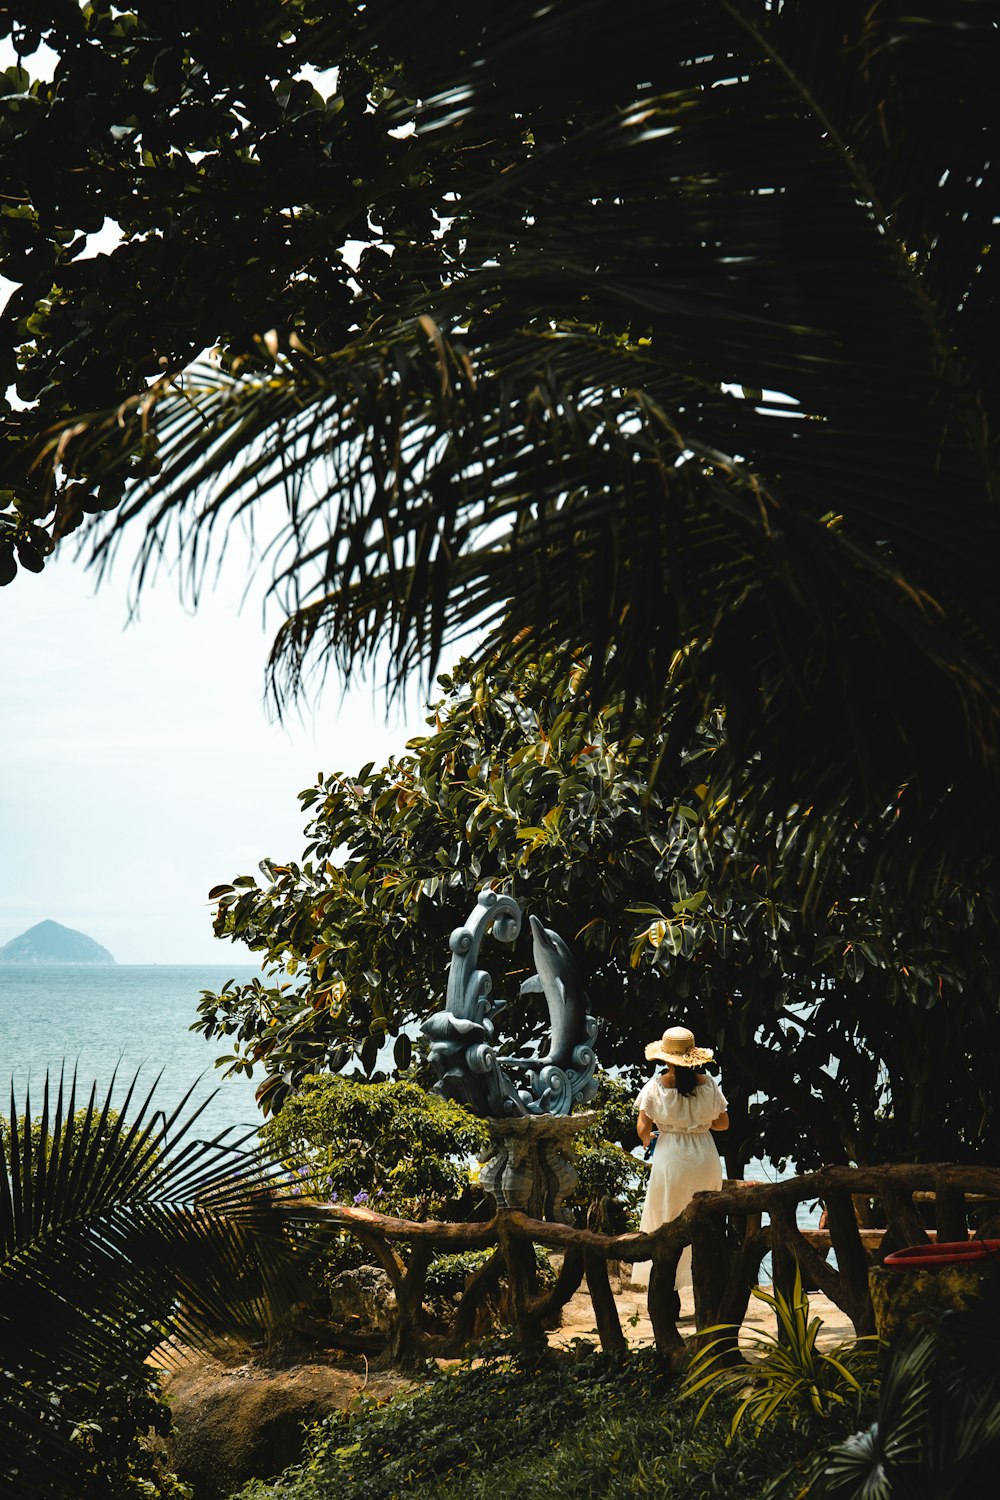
[632,1072,727,1289]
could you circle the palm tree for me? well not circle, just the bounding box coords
[48,0,1000,885]
[0,1067,310,1498]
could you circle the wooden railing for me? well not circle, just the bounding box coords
[301,1162,1000,1368]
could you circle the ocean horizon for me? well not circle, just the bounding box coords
[0,963,264,1142]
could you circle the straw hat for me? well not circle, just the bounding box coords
[644,1024,714,1067]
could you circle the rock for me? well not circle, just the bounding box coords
[163,1351,407,1500]
[327,1265,397,1336]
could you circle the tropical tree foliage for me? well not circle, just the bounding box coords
[198,655,1000,1170]
[1,0,396,569]
[0,1067,312,1499]
[10,0,1000,886]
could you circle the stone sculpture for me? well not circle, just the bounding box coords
[420,887,600,1223]
[504,914,596,1114]
[420,887,599,1119]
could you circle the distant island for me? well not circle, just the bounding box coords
[0,920,117,966]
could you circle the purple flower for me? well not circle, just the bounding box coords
[353,1190,370,1205]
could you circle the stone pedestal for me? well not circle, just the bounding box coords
[478,1111,596,1223]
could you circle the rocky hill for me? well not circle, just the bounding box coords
[0,919,116,965]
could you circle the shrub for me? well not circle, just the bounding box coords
[50,1375,194,1500]
[573,1072,649,1226]
[260,1073,491,1217]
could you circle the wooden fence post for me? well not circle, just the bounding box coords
[386,1241,432,1370]
[881,1181,931,1255]
[648,1247,684,1361]
[531,1246,585,1326]
[690,1202,730,1330]
[768,1200,800,1340]
[821,1188,875,1336]
[934,1171,968,1243]
[497,1213,546,1351]
[450,1247,506,1350]
[584,1251,627,1354]
[714,1226,770,1362]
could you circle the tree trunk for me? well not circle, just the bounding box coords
[497,1213,546,1351]
[385,1241,432,1370]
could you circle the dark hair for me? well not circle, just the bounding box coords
[671,1065,700,1097]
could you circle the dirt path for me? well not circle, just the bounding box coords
[550,1276,858,1353]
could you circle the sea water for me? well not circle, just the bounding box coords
[0,964,263,1142]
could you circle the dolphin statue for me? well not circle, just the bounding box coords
[506,914,591,1072]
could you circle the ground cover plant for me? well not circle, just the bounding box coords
[230,1343,878,1500]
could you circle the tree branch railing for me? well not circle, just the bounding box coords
[297,1163,1000,1368]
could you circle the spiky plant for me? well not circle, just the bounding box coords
[680,1269,877,1439]
[805,1265,1000,1498]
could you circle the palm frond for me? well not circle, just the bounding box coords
[805,1423,895,1500]
[0,1067,313,1497]
[41,0,1000,884]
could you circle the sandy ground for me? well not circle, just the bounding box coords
[550,1275,858,1354]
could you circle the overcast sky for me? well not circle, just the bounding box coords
[0,40,438,965]
[2,547,432,963]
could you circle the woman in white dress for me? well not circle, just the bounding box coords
[632,1025,729,1290]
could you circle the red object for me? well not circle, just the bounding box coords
[883,1240,1000,1269]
